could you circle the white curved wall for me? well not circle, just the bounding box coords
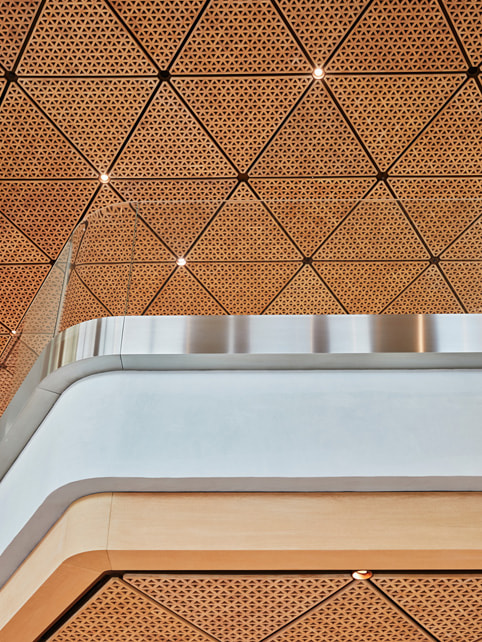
[2,367,482,585]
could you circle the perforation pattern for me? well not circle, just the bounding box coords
[271,581,432,642]
[394,81,482,176]
[385,265,463,313]
[374,575,482,642]
[0,212,46,262]
[113,83,235,178]
[125,574,350,642]
[189,185,300,261]
[327,0,464,72]
[315,261,426,314]
[127,263,175,315]
[115,179,236,256]
[49,578,216,642]
[58,271,110,332]
[442,213,482,259]
[315,185,428,260]
[0,265,49,330]
[19,264,66,334]
[189,262,299,314]
[0,181,97,258]
[145,266,224,315]
[110,0,205,68]
[253,81,375,177]
[18,0,155,75]
[0,85,95,179]
[445,0,482,65]
[172,0,308,74]
[440,262,482,313]
[266,266,343,314]
[278,0,366,67]
[391,179,482,256]
[175,77,309,173]
[328,75,462,171]
[22,78,157,170]
[252,178,374,256]
[0,1,41,70]
[76,264,131,315]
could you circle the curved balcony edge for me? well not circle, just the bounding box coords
[3,313,482,481]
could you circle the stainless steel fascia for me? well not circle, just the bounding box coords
[1,313,482,479]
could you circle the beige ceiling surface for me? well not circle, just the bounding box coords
[46,573,482,641]
[0,0,481,401]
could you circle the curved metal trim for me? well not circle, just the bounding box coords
[2,313,482,479]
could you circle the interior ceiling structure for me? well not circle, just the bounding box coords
[45,572,482,641]
[0,0,481,344]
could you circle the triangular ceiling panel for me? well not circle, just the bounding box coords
[133,218,173,261]
[114,179,236,257]
[87,184,124,213]
[327,0,465,72]
[21,78,157,170]
[76,263,174,317]
[76,263,132,315]
[59,270,111,332]
[442,215,482,259]
[172,0,309,74]
[0,335,10,357]
[0,181,97,259]
[0,212,47,262]
[266,265,344,314]
[315,183,428,260]
[49,578,218,641]
[373,575,482,642]
[252,81,375,177]
[16,332,52,357]
[125,574,350,642]
[445,0,482,65]
[385,265,463,313]
[278,0,366,67]
[127,263,175,315]
[112,83,235,178]
[0,0,41,71]
[75,201,135,263]
[441,262,482,312]
[77,212,171,264]
[189,184,300,260]
[252,178,375,257]
[19,264,66,335]
[146,267,224,316]
[268,581,431,642]
[0,264,49,330]
[315,261,426,313]
[390,178,482,257]
[393,80,482,176]
[189,262,299,314]
[174,76,310,173]
[18,0,155,75]
[0,85,95,179]
[328,75,462,171]
[110,0,205,69]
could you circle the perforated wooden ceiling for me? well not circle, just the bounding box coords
[45,573,482,641]
[0,0,481,354]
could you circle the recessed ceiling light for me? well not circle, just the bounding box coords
[312,67,324,79]
[11,330,16,335]
[176,257,186,266]
[352,570,373,580]
[99,173,110,184]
